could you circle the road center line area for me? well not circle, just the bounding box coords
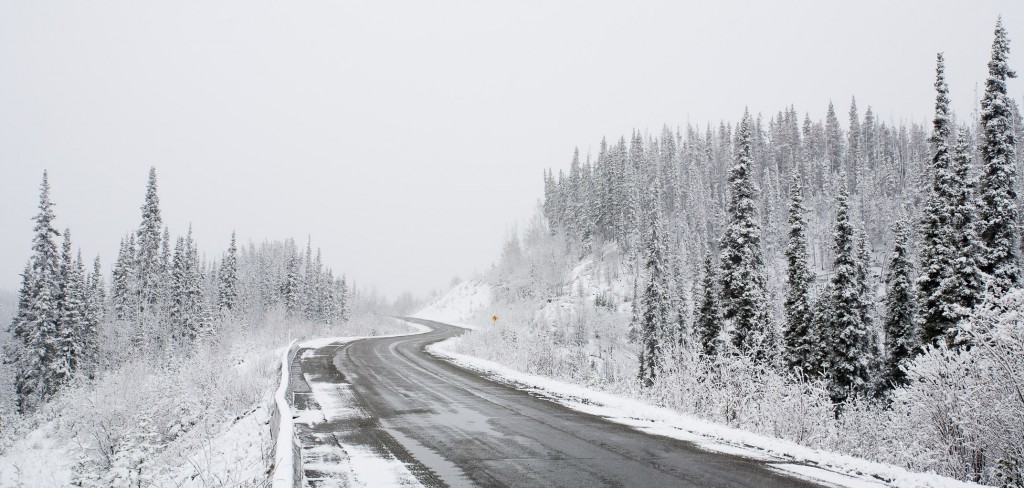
[290,318,824,488]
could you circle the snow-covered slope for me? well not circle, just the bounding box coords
[0,421,74,487]
[156,405,271,487]
[412,280,492,329]
[0,406,271,488]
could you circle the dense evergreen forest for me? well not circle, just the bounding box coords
[527,18,1024,484]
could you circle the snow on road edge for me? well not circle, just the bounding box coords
[298,320,431,350]
[426,336,986,488]
[284,319,432,487]
[272,339,299,488]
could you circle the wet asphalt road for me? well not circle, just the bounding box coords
[293,317,823,488]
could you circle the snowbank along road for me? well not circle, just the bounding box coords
[291,318,824,487]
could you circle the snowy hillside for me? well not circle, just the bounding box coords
[418,215,1017,487]
[412,280,493,328]
[0,345,277,487]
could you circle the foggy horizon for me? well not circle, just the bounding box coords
[2,1,1022,300]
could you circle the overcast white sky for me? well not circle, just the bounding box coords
[1,1,1022,299]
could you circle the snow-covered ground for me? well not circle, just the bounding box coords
[411,280,491,329]
[154,405,271,487]
[426,336,984,488]
[0,421,75,487]
[0,406,271,488]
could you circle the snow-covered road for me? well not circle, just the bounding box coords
[289,318,824,488]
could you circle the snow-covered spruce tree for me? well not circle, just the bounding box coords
[316,250,329,321]
[72,253,91,369]
[169,237,187,342]
[611,137,628,247]
[337,274,351,322]
[5,261,35,411]
[135,167,164,314]
[170,227,207,346]
[825,101,843,175]
[566,148,582,245]
[307,248,325,321]
[322,268,338,324]
[916,53,959,347]
[218,231,239,313]
[594,138,615,242]
[542,168,556,228]
[8,172,63,412]
[55,229,88,386]
[623,133,643,254]
[855,228,873,341]
[660,127,680,219]
[283,247,303,317]
[160,226,171,311]
[604,137,624,243]
[667,252,690,355]
[111,234,137,322]
[848,97,862,192]
[82,256,105,376]
[823,186,874,404]
[784,174,815,373]
[881,219,916,390]
[5,263,38,413]
[579,155,597,252]
[637,174,669,388]
[944,128,984,332]
[693,252,723,358]
[809,277,831,377]
[977,17,1019,293]
[301,239,316,318]
[719,111,770,355]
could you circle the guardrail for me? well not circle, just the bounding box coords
[270,340,302,488]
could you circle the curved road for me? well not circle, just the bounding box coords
[292,318,822,487]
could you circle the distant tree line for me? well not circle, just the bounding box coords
[6,167,350,413]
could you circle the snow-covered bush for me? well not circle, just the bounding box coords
[41,315,291,486]
[869,290,1024,485]
[651,351,835,447]
[450,292,634,387]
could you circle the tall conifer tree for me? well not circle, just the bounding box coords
[882,220,916,389]
[638,174,669,388]
[55,229,87,385]
[977,17,1019,293]
[719,111,770,354]
[943,128,984,333]
[824,187,873,403]
[111,235,136,321]
[136,167,164,315]
[784,175,815,372]
[917,53,958,346]
[218,231,239,313]
[693,253,723,358]
[9,172,63,411]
